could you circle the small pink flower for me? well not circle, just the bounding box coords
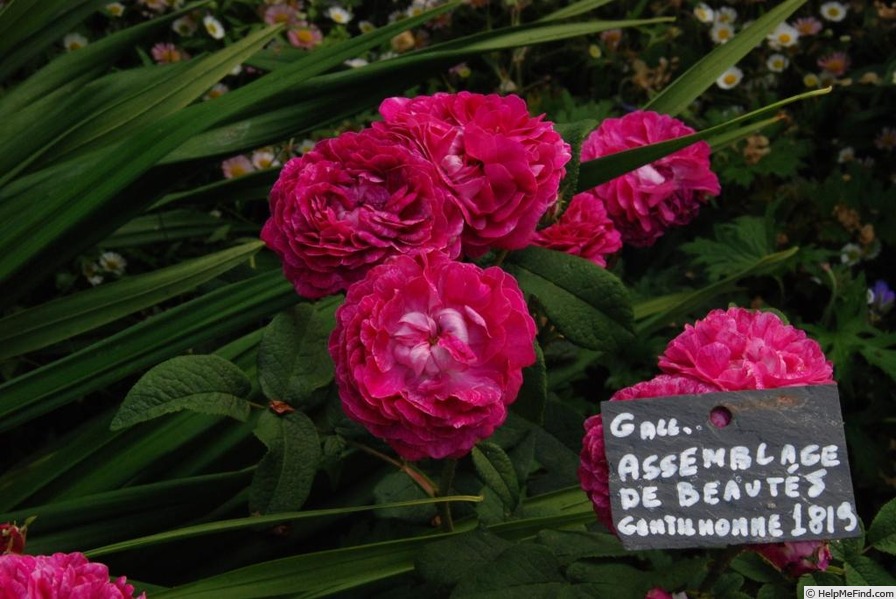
[288,23,323,50]
[579,111,720,247]
[532,194,622,267]
[658,307,834,390]
[579,375,719,531]
[329,251,536,460]
[793,16,823,36]
[377,92,571,257]
[264,3,301,26]
[752,540,832,576]
[150,41,189,64]
[0,552,145,598]
[817,51,850,77]
[261,127,463,299]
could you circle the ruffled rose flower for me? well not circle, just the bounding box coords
[658,307,834,390]
[752,540,832,576]
[261,127,462,298]
[329,251,536,460]
[579,375,719,531]
[579,110,720,247]
[378,92,571,257]
[532,194,622,267]
[0,552,144,598]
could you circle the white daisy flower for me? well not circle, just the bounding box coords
[710,22,735,44]
[693,2,714,24]
[716,66,743,89]
[327,6,354,24]
[98,251,127,276]
[104,3,125,17]
[766,53,789,73]
[344,57,369,68]
[766,22,799,50]
[203,15,226,40]
[172,16,198,36]
[715,6,737,24]
[820,1,848,22]
[63,33,89,52]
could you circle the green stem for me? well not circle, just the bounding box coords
[438,458,458,532]
[349,441,438,497]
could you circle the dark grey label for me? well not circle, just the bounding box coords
[601,385,859,550]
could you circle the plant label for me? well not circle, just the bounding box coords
[601,384,860,550]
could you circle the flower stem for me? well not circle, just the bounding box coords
[349,441,438,497]
[438,458,458,532]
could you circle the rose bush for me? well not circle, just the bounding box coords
[328,250,536,460]
[578,110,720,247]
[261,127,463,299]
[378,92,571,257]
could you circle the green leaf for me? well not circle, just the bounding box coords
[756,583,793,599]
[110,355,252,430]
[534,529,628,564]
[0,241,262,361]
[680,216,779,282]
[415,530,513,586]
[101,210,254,247]
[564,563,649,598]
[844,554,896,586]
[257,298,339,408]
[577,87,830,192]
[0,270,295,433]
[868,497,896,555]
[730,552,783,584]
[249,410,321,514]
[451,543,565,599]
[539,0,617,22]
[645,0,809,116]
[554,119,598,203]
[472,442,521,513]
[372,472,437,524]
[513,342,548,425]
[505,246,633,352]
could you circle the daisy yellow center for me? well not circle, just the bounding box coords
[724,74,737,85]
[779,33,791,44]
[296,29,314,43]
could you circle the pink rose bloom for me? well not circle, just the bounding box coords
[261,127,463,299]
[0,552,145,599]
[578,375,719,531]
[752,540,832,576]
[1,523,26,555]
[532,194,622,267]
[329,251,536,460]
[579,110,720,247]
[378,92,571,257]
[658,307,834,390]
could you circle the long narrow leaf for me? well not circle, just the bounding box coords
[539,0,617,22]
[0,271,295,432]
[577,87,831,191]
[0,241,263,361]
[645,0,808,116]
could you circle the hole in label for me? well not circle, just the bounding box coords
[709,405,732,428]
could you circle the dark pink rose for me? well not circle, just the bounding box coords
[532,193,622,267]
[0,552,144,598]
[378,92,571,257]
[0,523,25,555]
[658,307,834,390]
[579,110,720,247]
[752,540,832,576]
[329,251,536,460]
[578,375,719,531]
[261,127,462,299]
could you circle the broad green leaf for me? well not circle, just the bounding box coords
[867,497,896,555]
[564,562,650,598]
[249,410,321,514]
[513,342,547,425]
[373,472,437,523]
[844,554,896,586]
[472,442,521,513]
[756,583,793,599]
[257,298,340,407]
[0,241,262,361]
[577,88,830,192]
[646,0,809,116]
[730,552,784,584]
[554,119,598,203]
[111,355,253,430]
[505,246,633,352]
[680,216,780,282]
[415,531,513,586]
[0,270,295,433]
[451,543,565,599]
